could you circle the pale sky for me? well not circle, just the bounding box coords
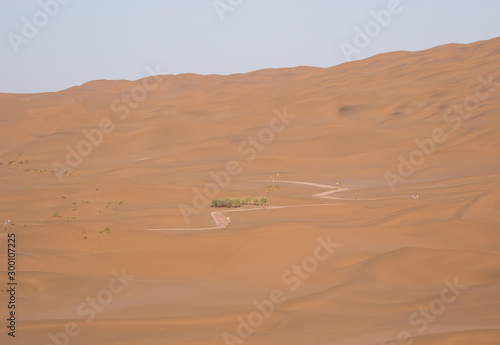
[1,0,499,93]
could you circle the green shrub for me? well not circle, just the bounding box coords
[99,227,111,234]
[210,197,267,208]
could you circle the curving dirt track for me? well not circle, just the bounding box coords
[145,180,351,231]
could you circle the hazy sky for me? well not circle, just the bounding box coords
[1,0,499,93]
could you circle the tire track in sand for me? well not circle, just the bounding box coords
[145,180,352,231]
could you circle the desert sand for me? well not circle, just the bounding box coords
[1,37,500,345]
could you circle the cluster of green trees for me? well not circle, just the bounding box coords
[210,197,267,208]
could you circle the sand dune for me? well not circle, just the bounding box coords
[1,38,500,344]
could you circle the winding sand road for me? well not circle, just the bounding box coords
[254,180,351,200]
[145,180,353,231]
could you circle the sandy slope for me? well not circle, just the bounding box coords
[1,38,500,344]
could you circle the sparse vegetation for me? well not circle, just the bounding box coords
[1,157,65,176]
[52,212,62,218]
[2,158,29,166]
[265,184,282,194]
[99,227,111,234]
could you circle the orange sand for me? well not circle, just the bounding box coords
[1,38,500,344]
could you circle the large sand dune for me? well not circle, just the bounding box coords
[1,38,500,344]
